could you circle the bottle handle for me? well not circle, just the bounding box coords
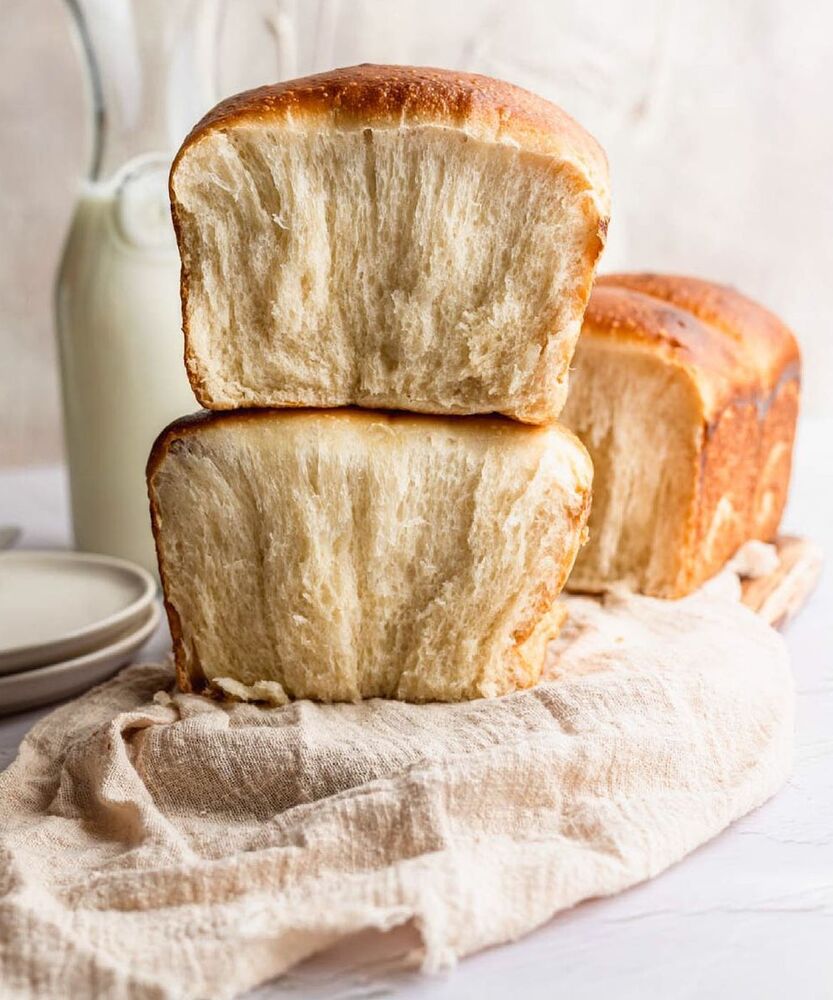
[64,0,106,180]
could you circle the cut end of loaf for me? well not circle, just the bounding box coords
[148,409,592,703]
[170,65,610,423]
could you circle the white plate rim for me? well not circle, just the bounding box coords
[0,601,162,714]
[0,549,157,673]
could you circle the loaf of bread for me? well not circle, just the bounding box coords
[147,410,592,702]
[561,273,800,598]
[170,64,609,424]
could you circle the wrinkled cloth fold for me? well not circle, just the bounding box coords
[0,580,793,1000]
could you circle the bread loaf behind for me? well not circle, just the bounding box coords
[562,274,800,597]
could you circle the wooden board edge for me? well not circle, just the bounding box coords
[740,535,824,629]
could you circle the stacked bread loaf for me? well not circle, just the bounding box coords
[147,65,610,703]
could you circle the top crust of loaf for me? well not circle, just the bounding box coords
[172,63,610,211]
[584,274,800,417]
[146,407,592,484]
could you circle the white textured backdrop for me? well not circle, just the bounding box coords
[1,0,831,466]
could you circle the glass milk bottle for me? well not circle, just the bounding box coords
[56,0,297,573]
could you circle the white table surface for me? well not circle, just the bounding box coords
[1,420,831,1000]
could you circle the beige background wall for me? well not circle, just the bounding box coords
[1,0,830,467]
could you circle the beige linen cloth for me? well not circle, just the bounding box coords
[0,567,793,1000]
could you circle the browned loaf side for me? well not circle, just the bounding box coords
[562,273,800,598]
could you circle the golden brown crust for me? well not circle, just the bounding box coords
[511,602,568,692]
[584,278,800,420]
[579,273,800,597]
[508,485,591,649]
[598,273,799,392]
[172,64,609,205]
[146,430,196,694]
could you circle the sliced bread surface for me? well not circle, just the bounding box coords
[148,409,592,701]
[170,64,610,423]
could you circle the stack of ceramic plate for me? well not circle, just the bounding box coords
[0,551,161,716]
